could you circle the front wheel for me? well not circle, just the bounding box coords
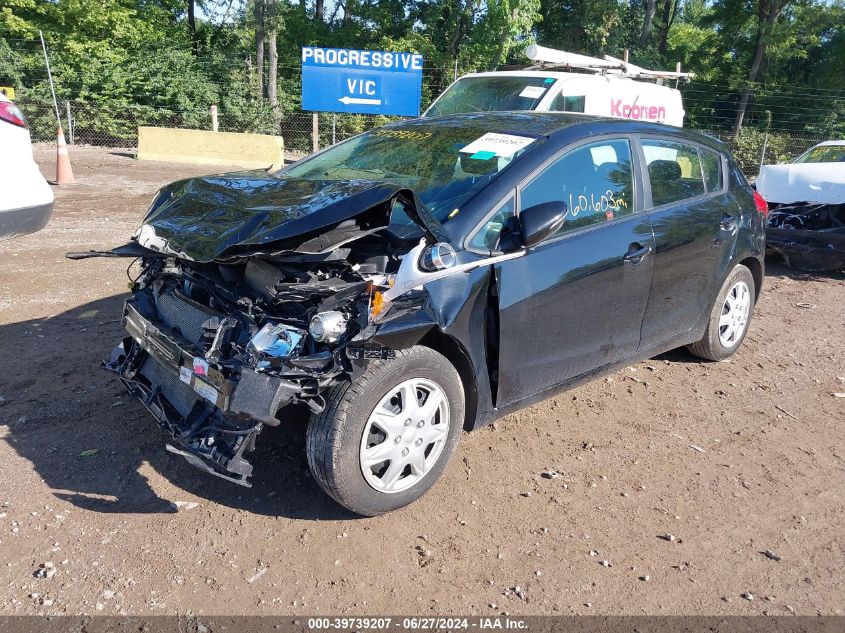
[306,346,464,516]
[688,264,756,361]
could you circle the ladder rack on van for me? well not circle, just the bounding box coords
[525,45,694,82]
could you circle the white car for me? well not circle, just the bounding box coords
[0,92,54,240]
[756,140,845,205]
[757,140,845,272]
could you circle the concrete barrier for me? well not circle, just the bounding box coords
[137,127,284,169]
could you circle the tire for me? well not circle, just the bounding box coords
[306,346,464,516]
[688,264,756,361]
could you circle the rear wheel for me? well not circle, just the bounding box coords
[306,346,464,516]
[688,264,755,361]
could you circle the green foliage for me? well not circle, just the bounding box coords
[0,0,842,146]
[721,127,820,175]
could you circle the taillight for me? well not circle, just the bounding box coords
[0,101,28,128]
[753,191,768,217]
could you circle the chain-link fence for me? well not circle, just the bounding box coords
[19,100,400,156]
[15,62,457,153]
[698,128,825,177]
[21,97,828,176]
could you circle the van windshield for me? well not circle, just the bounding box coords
[425,76,554,117]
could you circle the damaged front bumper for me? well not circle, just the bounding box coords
[110,297,324,487]
[766,202,845,272]
[767,227,845,272]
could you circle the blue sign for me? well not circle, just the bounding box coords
[301,47,423,116]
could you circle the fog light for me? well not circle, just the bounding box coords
[309,310,348,343]
[419,242,457,272]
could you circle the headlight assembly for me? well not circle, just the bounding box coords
[309,310,348,343]
[419,242,457,272]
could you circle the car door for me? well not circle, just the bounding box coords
[491,137,655,408]
[636,137,736,351]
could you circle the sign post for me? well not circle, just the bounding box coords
[301,47,423,118]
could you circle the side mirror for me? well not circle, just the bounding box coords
[519,201,568,248]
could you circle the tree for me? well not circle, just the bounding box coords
[187,0,198,53]
[266,0,278,106]
[657,0,680,56]
[733,0,790,132]
[537,0,626,55]
[483,0,543,69]
[1,0,842,148]
[254,0,265,98]
[639,0,657,46]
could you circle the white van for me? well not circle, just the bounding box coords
[423,46,690,127]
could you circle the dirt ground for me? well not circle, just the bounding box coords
[0,146,843,618]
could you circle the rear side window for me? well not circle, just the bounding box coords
[700,148,723,193]
[550,94,586,113]
[520,139,635,237]
[642,139,705,206]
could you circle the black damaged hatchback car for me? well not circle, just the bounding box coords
[72,113,767,515]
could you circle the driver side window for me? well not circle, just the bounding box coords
[520,139,635,238]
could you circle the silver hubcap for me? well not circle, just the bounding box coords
[718,281,751,348]
[359,378,450,494]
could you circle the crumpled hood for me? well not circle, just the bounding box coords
[136,171,448,262]
[757,163,845,205]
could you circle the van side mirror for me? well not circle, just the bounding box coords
[519,201,568,248]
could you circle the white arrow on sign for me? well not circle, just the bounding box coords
[339,96,382,105]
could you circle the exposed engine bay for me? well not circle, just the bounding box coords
[105,235,419,485]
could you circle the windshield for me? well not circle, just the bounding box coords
[283,124,538,222]
[794,145,845,163]
[425,76,555,117]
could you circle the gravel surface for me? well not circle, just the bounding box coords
[0,146,843,616]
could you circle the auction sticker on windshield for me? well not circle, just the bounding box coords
[519,86,546,99]
[460,133,536,159]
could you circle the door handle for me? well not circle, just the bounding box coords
[623,243,652,264]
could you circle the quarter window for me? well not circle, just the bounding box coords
[642,139,705,206]
[700,148,723,193]
[520,139,635,237]
[550,94,586,113]
[469,196,515,252]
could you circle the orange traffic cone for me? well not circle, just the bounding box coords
[55,126,74,185]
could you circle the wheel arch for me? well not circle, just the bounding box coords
[418,329,479,432]
[739,255,764,303]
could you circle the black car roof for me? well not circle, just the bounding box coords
[386,112,589,137]
[387,112,727,153]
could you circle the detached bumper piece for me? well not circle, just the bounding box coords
[111,296,301,487]
[125,352,259,487]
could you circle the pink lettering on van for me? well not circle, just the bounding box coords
[610,99,666,121]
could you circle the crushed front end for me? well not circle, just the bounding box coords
[766,202,845,272]
[69,173,487,489]
[107,252,398,486]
